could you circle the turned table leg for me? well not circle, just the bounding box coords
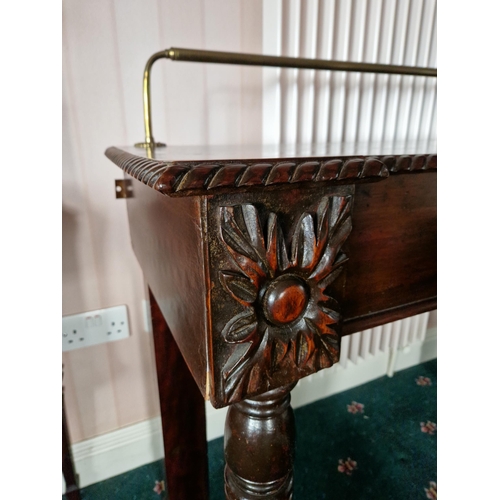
[149,289,209,500]
[224,384,296,499]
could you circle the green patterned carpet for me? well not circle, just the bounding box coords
[67,359,437,500]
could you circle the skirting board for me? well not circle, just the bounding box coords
[68,417,164,489]
[66,330,436,490]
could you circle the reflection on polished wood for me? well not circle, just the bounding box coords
[122,139,436,162]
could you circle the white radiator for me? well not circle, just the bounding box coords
[262,0,437,366]
[340,312,430,367]
[262,0,436,146]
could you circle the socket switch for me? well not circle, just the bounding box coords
[62,305,130,352]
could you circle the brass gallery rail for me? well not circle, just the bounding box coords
[135,47,438,149]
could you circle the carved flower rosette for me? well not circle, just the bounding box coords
[218,195,352,403]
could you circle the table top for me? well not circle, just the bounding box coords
[105,140,436,197]
[113,139,436,163]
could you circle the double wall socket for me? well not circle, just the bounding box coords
[62,305,130,352]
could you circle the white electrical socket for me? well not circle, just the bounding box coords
[62,305,130,352]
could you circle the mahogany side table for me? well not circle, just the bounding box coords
[105,141,436,499]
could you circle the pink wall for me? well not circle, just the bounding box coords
[62,0,263,442]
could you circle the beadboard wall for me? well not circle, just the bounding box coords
[62,0,436,448]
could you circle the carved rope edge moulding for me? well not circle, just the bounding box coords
[105,147,437,196]
[217,195,352,404]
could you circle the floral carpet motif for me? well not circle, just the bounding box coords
[338,457,358,475]
[416,376,432,386]
[67,359,436,500]
[152,480,165,495]
[420,421,437,435]
[425,480,437,499]
[346,401,365,414]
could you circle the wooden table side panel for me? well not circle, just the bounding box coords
[125,175,210,397]
[344,172,437,323]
